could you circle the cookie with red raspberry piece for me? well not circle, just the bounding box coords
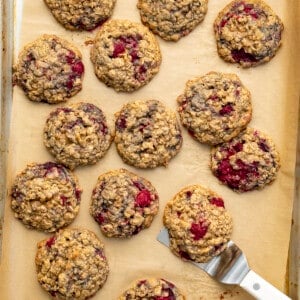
[44,0,116,31]
[114,100,182,168]
[90,169,159,238]
[118,278,185,300]
[210,127,280,192]
[177,72,252,145]
[35,228,109,299]
[44,102,113,170]
[137,0,208,41]
[214,0,284,67]
[90,19,161,92]
[14,34,84,103]
[163,185,233,263]
[11,162,82,232]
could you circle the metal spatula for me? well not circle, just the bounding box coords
[157,228,290,300]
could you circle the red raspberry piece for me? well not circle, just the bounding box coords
[112,41,126,58]
[66,51,75,64]
[210,197,225,208]
[258,140,270,152]
[190,221,208,240]
[179,250,191,260]
[231,48,257,63]
[135,190,152,207]
[46,236,56,248]
[71,61,84,75]
[96,213,106,225]
[116,116,127,130]
[219,104,234,115]
[60,195,69,206]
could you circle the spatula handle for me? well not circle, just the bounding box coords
[240,270,290,300]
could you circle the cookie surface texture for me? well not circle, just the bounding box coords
[44,0,116,31]
[118,278,186,300]
[11,162,82,232]
[44,102,112,169]
[35,228,109,299]
[90,169,159,238]
[137,0,208,41]
[114,99,182,168]
[214,0,284,67]
[15,34,84,103]
[210,127,280,192]
[163,185,233,263]
[90,19,161,92]
[177,72,252,145]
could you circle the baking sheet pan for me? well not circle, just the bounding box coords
[0,0,300,299]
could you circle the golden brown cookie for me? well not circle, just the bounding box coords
[44,0,116,31]
[177,72,252,145]
[90,19,161,92]
[90,169,159,238]
[137,0,208,41]
[14,34,84,103]
[35,228,109,299]
[164,185,233,263]
[11,162,82,232]
[210,127,280,192]
[114,100,183,168]
[44,102,113,169]
[214,0,283,67]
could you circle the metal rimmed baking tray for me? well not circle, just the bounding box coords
[0,1,299,299]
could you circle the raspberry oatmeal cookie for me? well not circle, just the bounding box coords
[90,169,159,238]
[90,19,161,92]
[44,0,116,31]
[214,0,284,67]
[177,72,252,145]
[35,228,109,299]
[137,0,208,41]
[118,278,185,300]
[44,102,112,170]
[163,185,233,263]
[210,127,280,192]
[11,162,82,232]
[114,100,182,168]
[14,34,84,103]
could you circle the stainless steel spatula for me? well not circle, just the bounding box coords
[157,227,290,300]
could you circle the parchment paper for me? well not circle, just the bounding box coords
[0,0,299,299]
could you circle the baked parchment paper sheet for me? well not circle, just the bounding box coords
[0,0,299,299]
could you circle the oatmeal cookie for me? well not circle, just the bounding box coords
[90,19,161,92]
[114,100,182,168]
[163,185,233,263]
[44,102,112,169]
[210,127,280,192]
[90,169,159,238]
[177,72,252,145]
[118,278,185,300]
[11,162,82,232]
[35,228,109,299]
[137,0,208,42]
[14,34,84,103]
[44,0,116,31]
[214,0,284,67]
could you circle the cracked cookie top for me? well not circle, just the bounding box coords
[214,0,283,67]
[163,185,233,263]
[35,228,109,299]
[210,127,280,192]
[177,72,252,145]
[44,102,113,170]
[11,162,82,232]
[137,0,208,41]
[14,34,84,103]
[114,99,182,168]
[90,19,161,92]
[44,0,116,31]
[90,169,159,238]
